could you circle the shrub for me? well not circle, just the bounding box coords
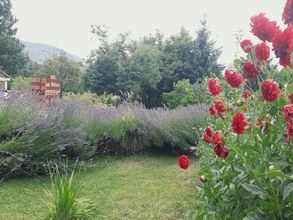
[190,2,293,219]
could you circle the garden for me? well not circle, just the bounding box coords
[2,0,293,219]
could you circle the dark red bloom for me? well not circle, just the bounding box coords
[203,134,210,143]
[178,155,190,169]
[214,100,225,113]
[232,112,247,134]
[282,0,293,26]
[272,26,293,68]
[205,126,213,137]
[243,61,260,80]
[209,106,217,115]
[281,104,293,120]
[208,79,222,96]
[214,144,229,160]
[250,13,280,42]
[243,89,252,99]
[211,130,224,146]
[203,126,213,143]
[256,117,265,129]
[255,42,270,61]
[224,69,243,88]
[261,79,280,102]
[240,39,253,53]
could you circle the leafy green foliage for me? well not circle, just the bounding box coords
[163,79,212,108]
[11,76,31,91]
[0,0,29,77]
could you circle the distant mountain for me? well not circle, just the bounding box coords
[21,41,84,64]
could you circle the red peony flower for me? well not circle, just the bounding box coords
[281,104,293,120]
[282,0,293,26]
[208,79,222,96]
[256,117,265,129]
[211,130,223,146]
[203,134,210,143]
[255,42,270,61]
[232,112,247,134]
[261,79,280,102]
[214,143,229,160]
[243,61,260,80]
[203,126,213,143]
[205,126,213,137]
[272,26,293,68]
[209,106,217,115]
[214,100,225,113]
[178,155,190,169]
[224,69,243,88]
[243,89,252,99]
[240,39,253,53]
[250,13,280,42]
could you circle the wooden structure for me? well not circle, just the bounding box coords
[31,75,60,103]
[0,70,14,90]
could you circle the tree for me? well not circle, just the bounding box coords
[34,52,83,97]
[0,0,29,77]
[191,15,224,82]
[159,27,194,93]
[116,44,162,107]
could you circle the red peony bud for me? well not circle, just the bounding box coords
[199,175,207,183]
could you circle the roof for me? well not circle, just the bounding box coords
[0,70,14,81]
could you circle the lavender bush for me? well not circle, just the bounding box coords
[0,92,208,180]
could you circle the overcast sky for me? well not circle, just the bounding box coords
[10,0,286,65]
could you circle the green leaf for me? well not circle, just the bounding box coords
[241,183,266,197]
[262,133,271,148]
[259,200,279,211]
[279,98,288,107]
[283,183,293,201]
[266,171,293,180]
[238,144,260,154]
[269,105,278,116]
[203,185,212,200]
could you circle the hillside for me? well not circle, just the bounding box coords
[21,41,84,64]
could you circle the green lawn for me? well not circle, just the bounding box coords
[0,154,200,220]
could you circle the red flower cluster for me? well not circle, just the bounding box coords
[250,13,280,42]
[282,0,293,26]
[178,155,190,169]
[255,42,270,61]
[209,100,226,119]
[208,79,222,96]
[232,112,247,134]
[203,128,229,159]
[224,69,243,88]
[243,89,252,99]
[272,26,293,67]
[243,61,260,80]
[240,39,253,53]
[261,79,280,102]
[281,104,293,143]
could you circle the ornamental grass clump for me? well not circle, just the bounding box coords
[44,163,95,220]
[188,1,293,219]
